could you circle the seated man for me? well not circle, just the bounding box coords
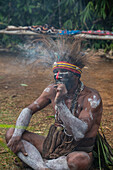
[5,53,102,170]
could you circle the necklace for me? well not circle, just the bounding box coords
[55,81,84,121]
[54,81,84,137]
[70,81,84,115]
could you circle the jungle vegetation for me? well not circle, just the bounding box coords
[0,0,113,50]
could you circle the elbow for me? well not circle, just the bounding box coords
[72,123,88,141]
[73,131,85,141]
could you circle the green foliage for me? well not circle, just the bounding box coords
[0,34,24,50]
[0,0,113,30]
[0,0,113,49]
[93,131,113,170]
[80,1,94,28]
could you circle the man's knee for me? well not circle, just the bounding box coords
[5,128,14,143]
[67,152,92,170]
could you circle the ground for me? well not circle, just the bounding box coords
[0,51,113,169]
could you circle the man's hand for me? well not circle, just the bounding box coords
[7,136,28,156]
[54,83,67,104]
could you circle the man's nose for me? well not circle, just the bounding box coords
[56,72,60,80]
[56,72,62,80]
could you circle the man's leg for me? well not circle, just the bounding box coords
[44,151,92,170]
[6,129,92,170]
[67,151,93,170]
[5,128,49,170]
[17,140,49,170]
[45,156,70,170]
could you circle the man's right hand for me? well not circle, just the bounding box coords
[7,136,28,156]
[54,83,67,104]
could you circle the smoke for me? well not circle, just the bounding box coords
[17,40,55,68]
[16,36,74,68]
[16,36,89,71]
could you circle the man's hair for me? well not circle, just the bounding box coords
[33,36,89,68]
[52,37,88,68]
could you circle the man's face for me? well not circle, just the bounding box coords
[54,69,78,90]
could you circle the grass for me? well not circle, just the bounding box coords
[0,95,54,169]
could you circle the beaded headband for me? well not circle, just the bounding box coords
[53,61,82,75]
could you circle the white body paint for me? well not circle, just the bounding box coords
[34,101,40,109]
[85,108,87,111]
[12,108,32,137]
[18,140,70,170]
[78,104,80,107]
[45,156,70,170]
[88,95,100,109]
[44,87,50,93]
[18,140,48,170]
[89,110,93,120]
[56,102,88,141]
[14,108,70,170]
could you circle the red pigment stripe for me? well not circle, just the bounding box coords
[53,67,81,74]
[56,72,59,79]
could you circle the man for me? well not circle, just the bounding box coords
[5,53,103,170]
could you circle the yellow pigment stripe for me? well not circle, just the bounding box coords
[58,64,81,73]
[53,62,82,72]
[53,65,82,73]
[53,63,82,73]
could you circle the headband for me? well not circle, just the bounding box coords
[53,61,82,75]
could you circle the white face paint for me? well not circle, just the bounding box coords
[34,101,40,109]
[54,72,69,76]
[88,95,100,108]
[44,87,50,93]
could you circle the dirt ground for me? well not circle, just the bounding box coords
[0,51,113,169]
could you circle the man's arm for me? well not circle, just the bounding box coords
[7,85,52,153]
[13,86,52,137]
[55,84,102,141]
[78,93,102,135]
[56,102,88,141]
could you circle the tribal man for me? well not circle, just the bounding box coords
[5,43,103,170]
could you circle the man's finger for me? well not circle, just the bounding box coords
[21,146,28,156]
[7,139,12,147]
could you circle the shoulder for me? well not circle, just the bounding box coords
[43,84,55,93]
[84,86,101,99]
[82,86,102,110]
[41,83,56,99]
[84,86,101,97]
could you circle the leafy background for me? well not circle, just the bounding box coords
[0,0,113,50]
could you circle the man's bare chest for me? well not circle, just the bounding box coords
[51,94,85,117]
